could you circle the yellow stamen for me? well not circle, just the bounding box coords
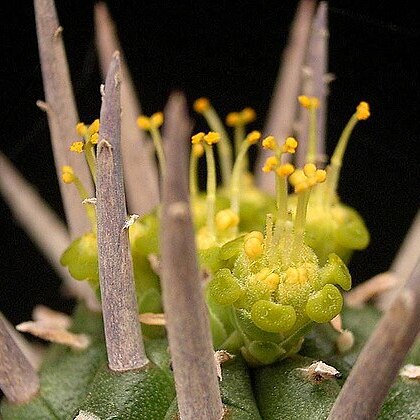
[191,132,205,144]
[70,141,84,153]
[298,95,320,109]
[244,236,263,259]
[215,209,240,231]
[193,97,211,114]
[303,163,317,177]
[241,107,256,124]
[193,98,232,187]
[88,119,100,135]
[262,273,280,291]
[281,136,299,154]
[262,156,279,173]
[150,112,164,128]
[90,132,99,145]
[245,231,264,242]
[76,122,87,137]
[61,166,96,229]
[285,267,299,284]
[245,130,261,145]
[61,166,75,184]
[356,101,370,120]
[192,143,204,157]
[226,112,240,127]
[137,115,151,130]
[315,169,327,183]
[262,136,277,150]
[276,163,295,178]
[255,268,271,282]
[203,131,221,145]
[325,101,370,206]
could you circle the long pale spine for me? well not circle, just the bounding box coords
[160,98,224,419]
[94,2,160,215]
[0,152,97,307]
[0,314,40,404]
[96,52,148,371]
[296,1,329,167]
[34,0,93,238]
[328,261,420,419]
[255,0,316,193]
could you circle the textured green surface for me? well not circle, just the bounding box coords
[2,304,419,419]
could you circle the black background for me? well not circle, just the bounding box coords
[0,0,419,330]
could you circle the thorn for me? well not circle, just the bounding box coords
[82,197,97,205]
[100,83,106,97]
[399,364,420,381]
[16,321,90,351]
[36,100,49,112]
[214,350,234,381]
[74,411,101,420]
[122,214,139,230]
[298,361,342,383]
[345,272,398,308]
[53,26,63,38]
[32,305,72,329]
[139,313,166,326]
[147,254,161,275]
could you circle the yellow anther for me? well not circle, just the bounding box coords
[285,267,299,284]
[244,237,263,259]
[294,181,310,193]
[191,132,205,144]
[226,112,240,127]
[241,107,256,124]
[285,137,298,149]
[289,169,306,186]
[281,136,299,154]
[203,131,221,145]
[196,227,215,250]
[88,119,100,135]
[255,268,271,282]
[315,169,327,183]
[262,156,279,173]
[76,122,87,137]
[246,130,261,145]
[303,163,317,177]
[245,230,264,242]
[262,135,276,150]
[276,163,295,178]
[61,166,75,184]
[70,141,84,153]
[193,97,211,114]
[263,273,281,291]
[297,266,308,283]
[137,115,151,130]
[215,209,240,231]
[356,101,370,120]
[150,112,164,128]
[298,95,320,109]
[192,143,204,157]
[90,132,99,145]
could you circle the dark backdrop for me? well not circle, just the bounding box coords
[0,1,419,328]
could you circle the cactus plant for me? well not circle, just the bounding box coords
[1,1,419,419]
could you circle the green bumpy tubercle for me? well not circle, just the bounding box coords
[207,226,351,365]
